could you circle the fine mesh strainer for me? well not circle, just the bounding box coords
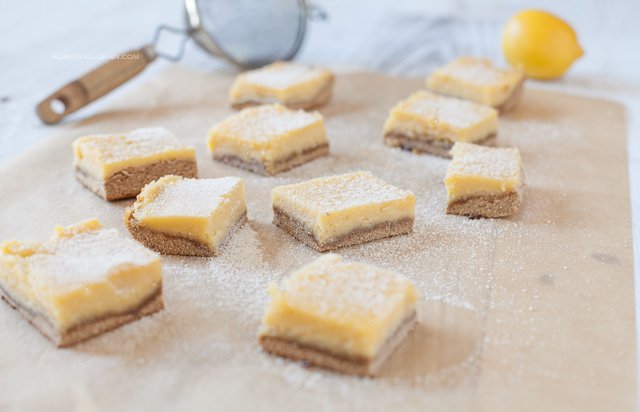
[36,0,326,124]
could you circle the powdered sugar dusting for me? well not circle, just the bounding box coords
[134,176,243,218]
[242,62,331,90]
[447,142,522,183]
[431,57,522,86]
[210,104,323,142]
[272,171,414,212]
[274,254,416,322]
[15,226,159,287]
[396,91,497,129]
[73,127,193,163]
[0,70,628,411]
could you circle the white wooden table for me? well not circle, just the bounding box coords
[1,0,639,391]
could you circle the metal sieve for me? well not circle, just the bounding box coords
[36,0,325,124]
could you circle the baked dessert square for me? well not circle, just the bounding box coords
[445,142,524,218]
[427,56,525,112]
[272,171,415,252]
[0,219,163,347]
[383,91,498,158]
[208,104,329,176]
[125,175,247,257]
[73,127,197,200]
[259,254,418,376]
[228,61,334,110]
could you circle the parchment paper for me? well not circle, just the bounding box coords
[0,67,635,411]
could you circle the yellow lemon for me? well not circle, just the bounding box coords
[502,10,583,80]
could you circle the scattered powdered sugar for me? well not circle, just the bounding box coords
[0,70,617,410]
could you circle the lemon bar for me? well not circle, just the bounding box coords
[383,91,498,158]
[259,254,418,376]
[445,142,524,218]
[272,171,415,252]
[125,175,247,257]
[228,61,335,110]
[73,127,197,200]
[427,57,525,112]
[0,219,163,347]
[208,104,329,176]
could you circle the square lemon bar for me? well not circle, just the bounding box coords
[260,254,418,376]
[73,127,197,200]
[427,56,525,112]
[272,171,415,251]
[125,175,247,257]
[445,142,524,218]
[208,104,329,176]
[383,91,498,158]
[0,219,163,347]
[228,61,335,110]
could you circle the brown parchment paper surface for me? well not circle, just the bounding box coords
[0,67,635,412]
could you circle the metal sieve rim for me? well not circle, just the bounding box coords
[183,0,309,69]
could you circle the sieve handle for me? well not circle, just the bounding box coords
[36,46,157,125]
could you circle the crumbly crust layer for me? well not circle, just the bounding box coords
[124,208,247,257]
[0,284,163,348]
[75,158,197,201]
[230,79,335,111]
[214,144,329,176]
[273,207,413,252]
[384,133,496,158]
[446,190,522,218]
[259,311,417,376]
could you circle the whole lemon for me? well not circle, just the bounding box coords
[502,10,583,80]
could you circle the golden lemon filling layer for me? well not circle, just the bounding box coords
[272,171,415,243]
[260,254,418,359]
[132,175,247,248]
[208,104,328,164]
[0,219,162,331]
[383,91,498,143]
[445,142,523,201]
[73,127,196,179]
[229,61,334,105]
[427,57,524,107]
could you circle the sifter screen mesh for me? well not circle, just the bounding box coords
[197,0,305,68]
